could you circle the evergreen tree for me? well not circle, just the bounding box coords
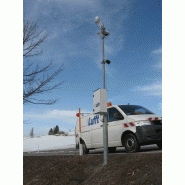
[48,128,53,135]
[54,125,59,134]
[30,127,34,138]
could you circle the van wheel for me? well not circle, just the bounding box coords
[124,134,140,153]
[157,140,162,149]
[82,142,89,154]
[108,147,116,153]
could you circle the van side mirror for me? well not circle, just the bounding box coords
[114,113,124,120]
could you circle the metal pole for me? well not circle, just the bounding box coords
[103,113,108,165]
[102,34,108,165]
[95,17,109,165]
[102,35,105,89]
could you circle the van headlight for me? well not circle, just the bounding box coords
[135,120,151,126]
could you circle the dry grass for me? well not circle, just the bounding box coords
[24,153,162,185]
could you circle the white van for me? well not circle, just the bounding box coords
[75,104,162,153]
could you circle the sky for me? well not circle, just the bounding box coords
[23,0,162,137]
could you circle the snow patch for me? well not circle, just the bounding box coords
[23,135,76,152]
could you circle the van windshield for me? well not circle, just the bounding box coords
[118,105,154,115]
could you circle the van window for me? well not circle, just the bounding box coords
[108,107,124,122]
[118,105,154,115]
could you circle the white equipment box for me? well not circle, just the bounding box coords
[93,88,107,114]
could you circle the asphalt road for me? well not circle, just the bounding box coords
[23,144,161,156]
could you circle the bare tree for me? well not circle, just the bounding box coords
[23,19,64,105]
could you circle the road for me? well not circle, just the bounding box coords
[23,144,161,156]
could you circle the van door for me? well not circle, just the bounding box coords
[91,115,103,149]
[107,107,125,147]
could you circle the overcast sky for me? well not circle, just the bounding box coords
[23,0,162,137]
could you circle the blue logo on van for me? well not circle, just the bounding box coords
[88,115,99,126]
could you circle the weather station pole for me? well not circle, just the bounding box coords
[95,16,110,165]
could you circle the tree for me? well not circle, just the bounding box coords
[30,127,34,138]
[23,19,64,105]
[54,125,59,134]
[48,128,53,135]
